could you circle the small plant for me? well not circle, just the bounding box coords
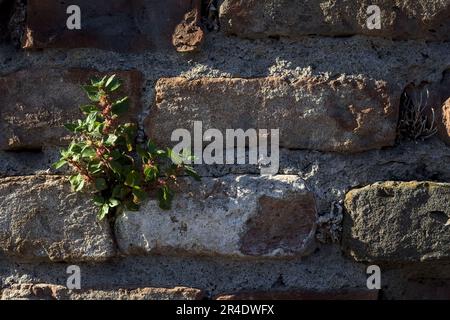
[398,88,438,141]
[53,75,200,220]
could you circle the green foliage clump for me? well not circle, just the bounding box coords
[53,75,199,220]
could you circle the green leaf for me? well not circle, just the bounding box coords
[88,162,103,174]
[105,75,121,92]
[125,170,141,188]
[105,134,118,146]
[112,185,122,198]
[143,165,158,182]
[110,161,123,175]
[119,123,136,133]
[136,145,149,161]
[80,105,100,114]
[75,179,85,192]
[69,176,77,190]
[167,148,183,165]
[147,141,158,155]
[93,195,105,206]
[75,119,84,132]
[68,142,83,154]
[64,123,78,133]
[118,124,137,150]
[184,166,201,181]
[52,159,67,170]
[91,75,107,88]
[105,74,116,87]
[111,97,129,115]
[97,204,110,220]
[60,149,70,158]
[112,185,129,199]
[81,147,96,159]
[109,150,122,161]
[108,198,120,208]
[132,188,147,204]
[83,85,101,102]
[69,174,85,192]
[95,178,108,191]
[157,185,173,210]
[156,149,167,157]
[181,149,196,163]
[85,112,98,132]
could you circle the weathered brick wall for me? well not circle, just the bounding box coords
[0,0,449,300]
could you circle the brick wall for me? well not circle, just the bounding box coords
[0,0,449,300]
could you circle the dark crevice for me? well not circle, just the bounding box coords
[8,0,27,47]
[396,83,439,143]
[429,211,448,224]
[3,147,43,154]
[441,68,450,86]
[0,0,26,46]
[0,0,15,42]
[201,0,219,32]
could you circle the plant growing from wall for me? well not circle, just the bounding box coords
[398,88,438,141]
[53,74,200,220]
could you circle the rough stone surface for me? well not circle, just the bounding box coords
[23,0,203,52]
[146,76,399,153]
[0,283,204,300]
[182,139,450,242]
[0,68,142,151]
[116,175,317,258]
[0,245,370,298]
[381,272,450,300]
[343,181,450,263]
[1,246,449,300]
[2,30,449,87]
[220,0,450,41]
[0,0,449,299]
[2,140,450,244]
[172,4,204,52]
[0,175,115,262]
[215,289,378,300]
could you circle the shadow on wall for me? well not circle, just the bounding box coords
[398,69,450,143]
[0,0,25,45]
[4,0,204,52]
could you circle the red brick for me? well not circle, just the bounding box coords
[0,68,142,150]
[145,77,399,153]
[23,0,203,52]
[1,284,204,300]
[220,0,450,41]
[172,5,204,52]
